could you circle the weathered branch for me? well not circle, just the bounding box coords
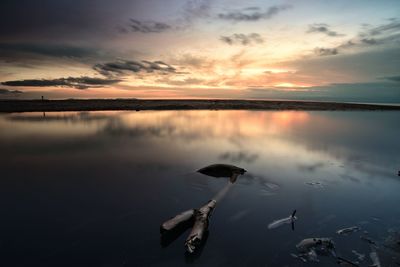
[160,209,195,233]
[185,199,217,253]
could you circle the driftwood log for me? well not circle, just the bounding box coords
[160,209,195,233]
[160,164,246,254]
[185,199,217,253]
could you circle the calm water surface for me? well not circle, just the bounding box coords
[0,110,399,266]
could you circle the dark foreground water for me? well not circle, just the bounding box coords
[0,110,399,267]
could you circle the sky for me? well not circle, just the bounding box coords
[0,0,399,102]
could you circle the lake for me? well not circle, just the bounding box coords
[0,110,399,266]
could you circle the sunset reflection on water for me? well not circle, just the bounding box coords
[0,110,399,266]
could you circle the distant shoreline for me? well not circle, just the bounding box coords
[1,99,400,112]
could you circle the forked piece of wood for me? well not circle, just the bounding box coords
[185,199,217,253]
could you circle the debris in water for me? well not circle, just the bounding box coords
[383,229,400,254]
[161,164,246,254]
[268,210,297,231]
[291,249,319,263]
[259,181,280,196]
[361,235,378,247]
[305,181,324,188]
[306,249,319,262]
[160,209,195,233]
[291,253,307,263]
[296,237,335,254]
[197,163,246,183]
[336,256,360,266]
[185,199,216,253]
[352,250,365,262]
[295,237,336,262]
[336,226,361,235]
[371,216,381,222]
[369,246,381,267]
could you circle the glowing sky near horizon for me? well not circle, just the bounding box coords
[0,0,399,102]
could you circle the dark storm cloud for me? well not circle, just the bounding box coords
[0,0,136,40]
[314,47,338,56]
[119,0,213,33]
[2,77,120,89]
[220,33,264,45]
[0,88,23,95]
[93,60,176,77]
[307,23,345,37]
[0,43,97,58]
[218,5,291,22]
[127,19,171,33]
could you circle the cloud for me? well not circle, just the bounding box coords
[307,23,345,37]
[218,5,290,22]
[366,20,400,36]
[119,1,212,33]
[382,75,400,82]
[0,42,97,59]
[93,60,176,77]
[0,88,23,95]
[182,0,212,22]
[220,33,264,45]
[127,19,171,33]
[340,19,400,48]
[360,38,379,45]
[314,19,400,58]
[157,77,205,86]
[314,47,338,56]
[244,82,400,104]
[0,0,137,41]
[2,77,120,89]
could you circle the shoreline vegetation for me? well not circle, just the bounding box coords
[1,99,400,112]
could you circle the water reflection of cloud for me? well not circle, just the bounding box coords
[1,110,399,183]
[240,173,281,194]
[340,174,361,183]
[6,111,111,123]
[297,162,325,172]
[218,151,259,164]
[1,110,400,267]
[228,210,249,222]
